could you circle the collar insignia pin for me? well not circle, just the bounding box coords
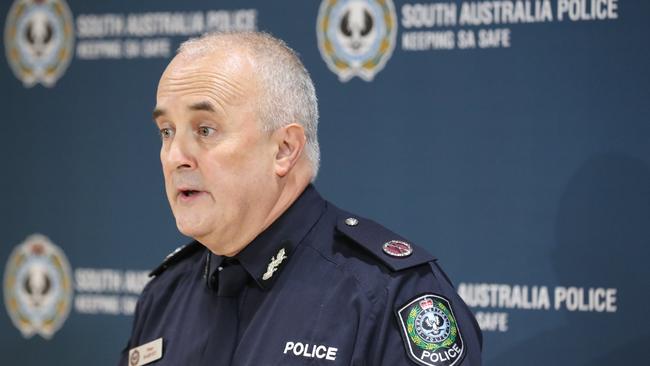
[262,247,288,281]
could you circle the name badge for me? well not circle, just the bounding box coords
[128,338,163,366]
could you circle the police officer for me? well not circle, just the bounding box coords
[119,31,482,366]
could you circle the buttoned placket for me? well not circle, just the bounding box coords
[200,255,249,365]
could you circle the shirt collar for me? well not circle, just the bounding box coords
[219,184,327,290]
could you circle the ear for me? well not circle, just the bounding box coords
[273,123,306,177]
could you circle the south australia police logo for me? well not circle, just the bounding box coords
[317,0,397,82]
[397,294,465,366]
[3,234,73,339]
[4,0,75,87]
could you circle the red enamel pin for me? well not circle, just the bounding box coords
[382,240,413,257]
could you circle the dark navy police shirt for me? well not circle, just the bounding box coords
[119,185,482,366]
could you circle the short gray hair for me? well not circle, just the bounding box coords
[178,31,320,179]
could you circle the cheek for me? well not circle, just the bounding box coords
[205,140,262,174]
[198,133,275,190]
[159,144,167,164]
[239,136,276,171]
[160,152,170,180]
[161,167,177,203]
[160,163,173,187]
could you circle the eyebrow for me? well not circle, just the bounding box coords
[152,101,217,121]
[189,101,217,113]
[152,107,165,120]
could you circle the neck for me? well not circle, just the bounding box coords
[208,169,312,257]
[256,170,311,246]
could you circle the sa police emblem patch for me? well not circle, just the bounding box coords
[396,294,465,366]
[4,0,75,87]
[3,234,73,339]
[316,0,397,82]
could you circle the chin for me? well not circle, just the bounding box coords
[175,218,209,240]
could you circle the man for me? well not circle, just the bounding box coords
[120,31,481,366]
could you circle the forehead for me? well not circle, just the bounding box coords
[156,49,257,111]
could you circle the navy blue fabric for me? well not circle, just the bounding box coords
[336,216,435,271]
[118,185,481,365]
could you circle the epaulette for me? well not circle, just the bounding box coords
[336,214,435,271]
[149,241,204,277]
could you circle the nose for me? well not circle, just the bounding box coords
[163,131,197,170]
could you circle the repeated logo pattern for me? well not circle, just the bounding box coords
[4,0,75,87]
[317,0,397,82]
[4,234,73,339]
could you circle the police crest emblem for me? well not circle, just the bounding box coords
[4,0,75,87]
[316,0,397,82]
[396,294,465,366]
[3,234,73,339]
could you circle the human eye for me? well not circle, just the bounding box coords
[159,127,174,140]
[197,126,216,137]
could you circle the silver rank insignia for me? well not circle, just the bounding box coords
[396,294,465,366]
[262,247,288,281]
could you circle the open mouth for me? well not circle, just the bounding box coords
[180,190,201,198]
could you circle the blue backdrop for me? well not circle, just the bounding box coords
[1,0,648,365]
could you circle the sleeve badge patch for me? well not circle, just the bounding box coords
[396,294,465,366]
